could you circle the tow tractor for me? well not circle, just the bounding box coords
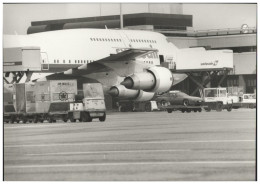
[203,87,233,112]
[68,83,106,122]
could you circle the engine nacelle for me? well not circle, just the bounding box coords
[108,85,155,101]
[108,85,139,99]
[135,90,155,102]
[121,66,173,93]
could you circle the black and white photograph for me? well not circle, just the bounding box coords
[2,2,257,181]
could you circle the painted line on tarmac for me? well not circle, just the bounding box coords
[26,149,191,156]
[5,139,255,148]
[5,161,255,169]
[4,124,70,129]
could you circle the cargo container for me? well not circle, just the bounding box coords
[35,80,77,122]
[4,83,36,123]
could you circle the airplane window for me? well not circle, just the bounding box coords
[54,60,56,63]
[90,38,93,41]
[69,60,71,63]
[105,38,107,41]
[144,40,146,43]
[108,39,110,41]
[155,40,157,43]
[93,38,95,41]
[57,60,59,63]
[63,60,65,63]
[102,38,104,41]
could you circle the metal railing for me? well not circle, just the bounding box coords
[156,27,257,37]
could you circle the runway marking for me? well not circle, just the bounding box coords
[5,161,255,169]
[4,124,69,129]
[5,139,255,148]
[26,149,191,156]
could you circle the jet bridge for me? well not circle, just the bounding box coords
[167,48,234,96]
[3,47,43,83]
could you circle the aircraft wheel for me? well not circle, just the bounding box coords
[193,109,197,112]
[145,103,151,112]
[181,109,186,113]
[198,108,202,112]
[186,109,191,113]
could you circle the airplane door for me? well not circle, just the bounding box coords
[159,55,164,64]
[41,52,49,71]
[119,31,132,48]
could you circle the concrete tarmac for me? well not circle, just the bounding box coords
[4,109,256,181]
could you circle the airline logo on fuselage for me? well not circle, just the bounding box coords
[201,60,219,66]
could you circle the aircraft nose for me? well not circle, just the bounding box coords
[120,78,133,89]
[108,88,119,97]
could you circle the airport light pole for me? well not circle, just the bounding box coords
[120,3,123,29]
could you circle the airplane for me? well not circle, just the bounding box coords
[3,28,188,103]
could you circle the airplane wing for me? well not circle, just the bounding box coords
[62,48,158,76]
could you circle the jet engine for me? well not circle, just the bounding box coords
[108,85,155,101]
[121,66,173,93]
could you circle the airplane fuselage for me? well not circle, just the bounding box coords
[4,29,178,72]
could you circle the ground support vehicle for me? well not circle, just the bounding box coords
[4,83,37,123]
[232,93,256,109]
[34,80,77,123]
[118,101,158,112]
[159,103,203,113]
[68,83,106,122]
[203,88,233,112]
[4,81,106,123]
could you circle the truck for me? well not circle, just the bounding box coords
[68,83,106,122]
[203,87,233,112]
[232,93,256,109]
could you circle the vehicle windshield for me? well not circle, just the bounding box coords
[204,89,218,97]
[83,84,104,98]
[219,90,227,97]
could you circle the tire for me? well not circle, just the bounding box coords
[183,99,189,106]
[249,104,254,109]
[181,109,186,113]
[216,103,223,112]
[22,115,27,124]
[99,113,106,122]
[227,105,232,112]
[33,115,38,123]
[10,116,15,124]
[167,109,173,113]
[186,109,191,113]
[161,100,167,107]
[198,108,202,112]
[48,116,53,123]
[145,103,151,112]
[194,109,197,112]
[81,112,92,122]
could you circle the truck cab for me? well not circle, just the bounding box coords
[203,88,233,112]
[69,83,106,122]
